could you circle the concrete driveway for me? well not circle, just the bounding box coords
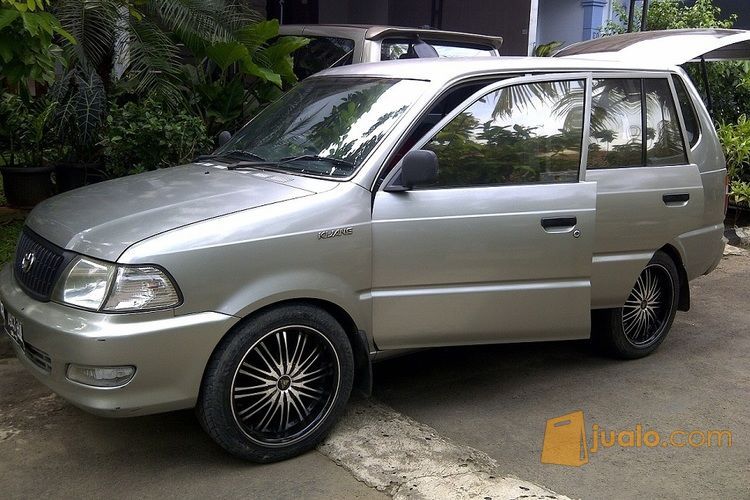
[1,253,747,499]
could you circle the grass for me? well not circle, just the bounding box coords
[0,170,6,207]
[0,218,23,266]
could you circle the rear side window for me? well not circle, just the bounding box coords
[588,78,687,169]
[422,79,585,188]
[291,36,355,80]
[588,79,643,168]
[381,39,495,60]
[672,75,701,148]
[644,79,687,166]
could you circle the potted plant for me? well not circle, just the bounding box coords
[49,69,108,192]
[0,93,58,208]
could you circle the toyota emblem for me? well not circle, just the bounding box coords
[21,252,35,273]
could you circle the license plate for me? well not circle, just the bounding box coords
[0,300,23,349]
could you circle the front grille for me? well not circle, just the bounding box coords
[24,341,52,373]
[14,228,68,301]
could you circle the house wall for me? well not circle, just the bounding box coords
[536,0,585,47]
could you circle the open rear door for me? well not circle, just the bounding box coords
[554,29,750,64]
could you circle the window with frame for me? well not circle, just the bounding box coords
[587,78,688,169]
[420,79,585,188]
[672,75,701,148]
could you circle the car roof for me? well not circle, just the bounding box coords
[554,29,750,65]
[278,24,504,49]
[312,56,677,84]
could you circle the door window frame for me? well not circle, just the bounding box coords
[379,72,594,191]
[584,72,695,173]
[378,70,694,191]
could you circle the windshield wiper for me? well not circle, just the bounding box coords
[227,154,355,176]
[195,150,267,163]
[277,154,355,170]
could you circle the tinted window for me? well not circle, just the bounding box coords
[381,39,495,60]
[588,79,643,169]
[645,79,688,166]
[292,36,355,79]
[422,80,585,188]
[672,75,701,148]
[588,78,688,169]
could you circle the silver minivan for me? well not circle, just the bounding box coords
[1,30,746,463]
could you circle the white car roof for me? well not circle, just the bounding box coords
[313,56,677,84]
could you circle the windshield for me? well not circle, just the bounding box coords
[217,77,428,178]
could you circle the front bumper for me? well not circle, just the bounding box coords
[0,264,238,416]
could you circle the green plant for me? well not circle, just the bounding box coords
[601,0,735,35]
[730,180,750,207]
[0,92,57,167]
[102,100,212,177]
[534,41,563,57]
[48,69,107,163]
[181,19,309,136]
[0,0,74,87]
[717,114,750,182]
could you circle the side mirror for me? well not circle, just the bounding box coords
[217,130,232,147]
[387,150,439,191]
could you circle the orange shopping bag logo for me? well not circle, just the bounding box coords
[541,410,588,467]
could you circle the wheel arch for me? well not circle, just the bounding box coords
[658,244,690,312]
[204,298,373,398]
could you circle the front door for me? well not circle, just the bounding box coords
[371,75,597,349]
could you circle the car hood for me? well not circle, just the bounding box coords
[26,163,321,262]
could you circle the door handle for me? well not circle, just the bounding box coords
[663,193,689,205]
[541,216,577,232]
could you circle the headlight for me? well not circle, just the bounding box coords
[55,257,180,312]
[57,257,116,310]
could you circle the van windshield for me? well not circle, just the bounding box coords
[216,77,428,178]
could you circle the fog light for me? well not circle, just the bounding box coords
[66,364,135,387]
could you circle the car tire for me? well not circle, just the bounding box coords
[593,251,680,359]
[197,304,354,462]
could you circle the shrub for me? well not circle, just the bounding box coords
[717,115,750,182]
[102,100,212,178]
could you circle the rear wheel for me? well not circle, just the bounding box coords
[593,251,679,359]
[197,305,354,462]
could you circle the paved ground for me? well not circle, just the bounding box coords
[374,253,750,499]
[0,253,747,499]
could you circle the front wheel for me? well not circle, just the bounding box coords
[197,305,354,462]
[593,251,680,359]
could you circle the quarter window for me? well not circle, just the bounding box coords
[672,75,701,148]
[422,79,585,188]
[588,78,688,169]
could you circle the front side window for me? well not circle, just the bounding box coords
[588,78,687,169]
[218,77,427,178]
[381,39,495,60]
[422,79,585,188]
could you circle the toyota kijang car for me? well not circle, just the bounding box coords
[2,29,746,463]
